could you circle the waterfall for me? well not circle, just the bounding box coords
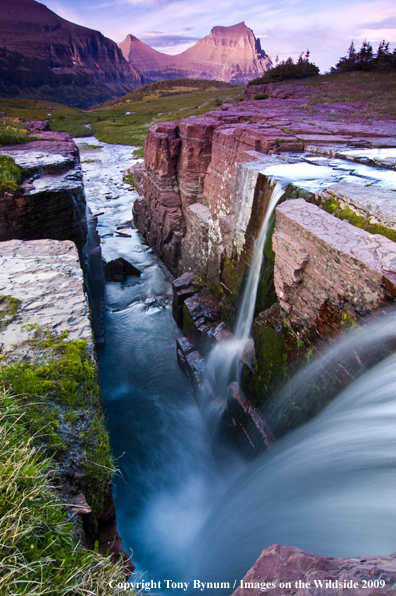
[188,311,396,589]
[205,181,283,400]
[234,181,284,342]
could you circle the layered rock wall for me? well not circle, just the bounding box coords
[273,199,396,340]
[0,129,87,247]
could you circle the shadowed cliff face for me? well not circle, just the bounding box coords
[119,22,272,84]
[0,0,144,106]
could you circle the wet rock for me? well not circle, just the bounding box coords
[273,199,396,341]
[184,350,206,392]
[176,336,195,371]
[228,381,276,449]
[80,208,105,344]
[103,257,141,282]
[232,544,396,596]
[172,271,202,327]
[183,291,222,354]
[96,491,135,573]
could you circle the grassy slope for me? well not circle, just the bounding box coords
[1,73,395,151]
[305,71,396,120]
[0,80,243,147]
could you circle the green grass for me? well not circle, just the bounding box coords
[0,328,112,521]
[0,80,243,147]
[0,389,135,595]
[306,71,396,119]
[0,119,31,146]
[0,155,22,194]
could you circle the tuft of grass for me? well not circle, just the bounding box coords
[0,294,21,326]
[0,388,135,595]
[0,155,22,194]
[0,119,30,146]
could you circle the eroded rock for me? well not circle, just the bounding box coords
[232,544,396,596]
[0,128,87,247]
[273,199,396,340]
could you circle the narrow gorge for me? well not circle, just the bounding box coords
[2,80,396,596]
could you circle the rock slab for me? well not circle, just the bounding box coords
[0,239,92,351]
[232,544,396,596]
[273,199,396,338]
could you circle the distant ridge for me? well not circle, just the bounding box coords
[0,0,144,107]
[119,23,272,85]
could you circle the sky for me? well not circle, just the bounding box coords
[42,0,396,72]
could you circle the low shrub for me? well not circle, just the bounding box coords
[253,93,269,100]
[0,119,30,145]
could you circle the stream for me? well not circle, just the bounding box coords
[77,138,239,584]
[77,138,396,592]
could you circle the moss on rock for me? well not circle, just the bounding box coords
[322,196,396,241]
[0,328,112,525]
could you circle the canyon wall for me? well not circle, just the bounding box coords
[133,89,396,591]
[0,125,129,567]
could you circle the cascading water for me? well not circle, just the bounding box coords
[205,181,284,401]
[188,314,396,588]
[78,139,396,594]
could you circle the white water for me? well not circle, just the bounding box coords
[188,314,396,589]
[205,182,283,400]
[235,181,284,342]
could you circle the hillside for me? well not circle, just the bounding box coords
[0,0,143,107]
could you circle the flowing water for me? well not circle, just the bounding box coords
[78,139,396,592]
[77,138,239,582]
[205,182,283,400]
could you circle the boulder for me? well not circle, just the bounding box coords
[232,544,396,596]
[103,257,141,282]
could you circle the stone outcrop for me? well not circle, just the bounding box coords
[0,239,92,350]
[0,0,143,106]
[0,238,131,567]
[135,89,396,294]
[132,122,184,275]
[232,544,396,596]
[0,129,88,248]
[319,182,396,232]
[120,23,272,84]
[273,199,396,340]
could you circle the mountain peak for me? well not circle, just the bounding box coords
[120,23,272,85]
